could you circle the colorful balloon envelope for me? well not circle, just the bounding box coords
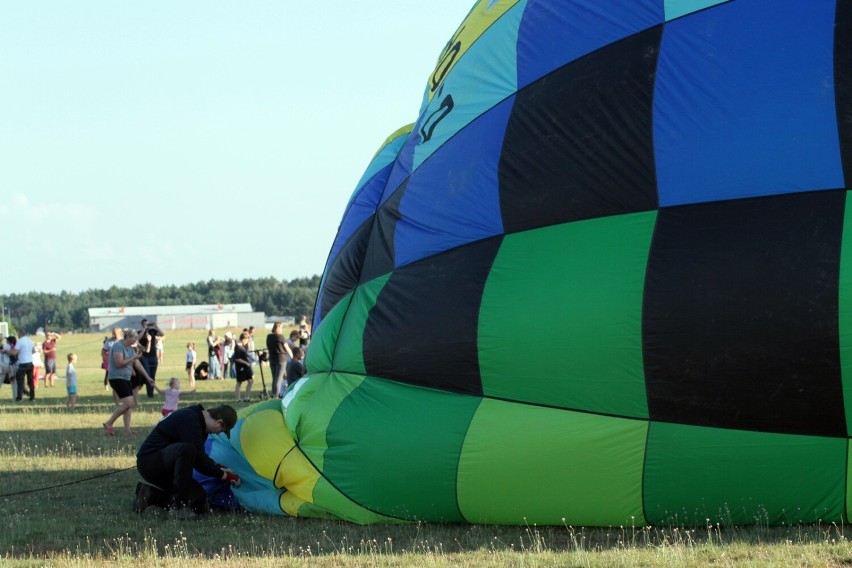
[212,0,852,525]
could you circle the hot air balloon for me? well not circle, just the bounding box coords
[212,0,852,526]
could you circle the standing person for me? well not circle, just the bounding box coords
[156,335,164,365]
[42,331,61,388]
[103,329,154,436]
[65,352,78,410]
[4,336,18,400]
[286,329,299,352]
[102,327,122,391]
[0,337,8,397]
[31,342,43,394]
[138,319,164,399]
[222,332,236,379]
[286,329,299,360]
[185,342,197,388]
[0,337,15,400]
[233,331,253,402]
[156,377,196,417]
[285,347,306,387]
[265,322,292,398]
[217,335,226,376]
[299,321,311,349]
[206,330,223,380]
[134,404,239,518]
[10,329,35,402]
[245,326,258,369]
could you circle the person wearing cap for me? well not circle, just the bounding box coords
[134,404,239,518]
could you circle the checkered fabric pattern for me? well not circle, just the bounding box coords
[275,0,852,525]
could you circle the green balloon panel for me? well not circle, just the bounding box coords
[457,399,647,525]
[644,423,847,525]
[479,211,655,418]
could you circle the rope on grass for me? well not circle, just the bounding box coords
[0,465,137,497]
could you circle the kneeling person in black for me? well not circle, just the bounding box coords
[135,404,239,517]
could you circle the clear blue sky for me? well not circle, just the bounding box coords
[0,1,474,294]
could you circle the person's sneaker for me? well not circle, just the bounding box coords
[133,481,156,514]
[133,481,167,514]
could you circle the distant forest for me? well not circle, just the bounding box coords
[0,276,321,333]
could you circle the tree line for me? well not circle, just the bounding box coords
[0,276,321,333]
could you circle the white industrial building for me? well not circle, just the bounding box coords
[88,304,265,332]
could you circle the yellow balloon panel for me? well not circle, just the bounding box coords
[277,445,321,504]
[239,405,294,482]
[280,490,309,517]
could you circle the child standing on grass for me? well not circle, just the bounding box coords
[186,342,197,388]
[155,377,195,417]
[32,342,43,394]
[65,353,78,410]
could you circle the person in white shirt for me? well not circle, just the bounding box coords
[10,330,35,402]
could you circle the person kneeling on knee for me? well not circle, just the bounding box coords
[135,404,239,517]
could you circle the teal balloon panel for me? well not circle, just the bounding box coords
[212,0,852,525]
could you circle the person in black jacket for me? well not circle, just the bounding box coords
[134,404,239,517]
[233,332,254,402]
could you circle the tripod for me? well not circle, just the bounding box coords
[249,349,270,400]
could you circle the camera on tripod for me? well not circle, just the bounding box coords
[249,348,269,363]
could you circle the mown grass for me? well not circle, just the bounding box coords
[3,332,852,566]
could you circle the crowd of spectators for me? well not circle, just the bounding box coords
[0,320,309,438]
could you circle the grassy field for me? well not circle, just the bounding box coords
[3,331,852,566]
